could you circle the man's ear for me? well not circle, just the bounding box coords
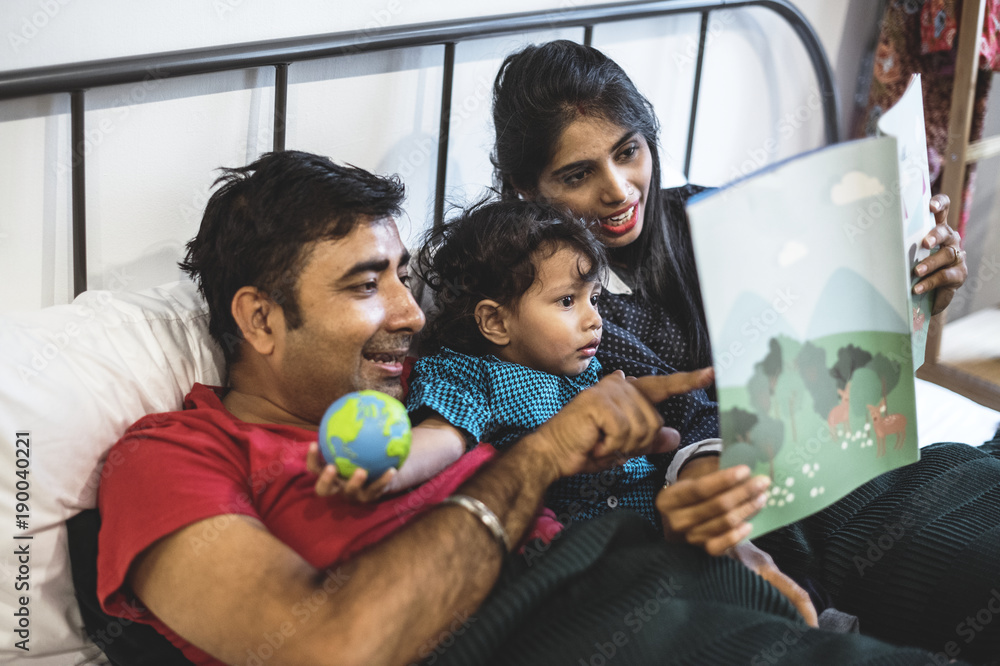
[231,286,283,356]
[475,299,510,347]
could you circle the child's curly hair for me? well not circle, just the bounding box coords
[415,197,607,356]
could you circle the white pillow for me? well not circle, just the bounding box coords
[0,281,224,664]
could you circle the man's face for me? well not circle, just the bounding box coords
[276,217,425,424]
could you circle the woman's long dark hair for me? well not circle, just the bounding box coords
[490,40,711,368]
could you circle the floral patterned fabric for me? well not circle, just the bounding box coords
[920,0,1000,68]
[859,0,1000,237]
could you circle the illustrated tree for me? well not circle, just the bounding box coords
[797,341,839,419]
[866,353,902,409]
[759,338,783,397]
[748,415,785,479]
[848,366,883,427]
[721,407,784,479]
[747,365,771,416]
[773,355,807,443]
[829,344,873,390]
[720,407,758,444]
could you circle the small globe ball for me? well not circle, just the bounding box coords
[318,390,412,479]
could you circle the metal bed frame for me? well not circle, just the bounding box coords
[0,0,838,297]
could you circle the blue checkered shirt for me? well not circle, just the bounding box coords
[406,348,663,526]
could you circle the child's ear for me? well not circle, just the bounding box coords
[475,299,510,346]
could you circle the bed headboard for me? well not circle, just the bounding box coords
[0,0,838,300]
[0,3,843,663]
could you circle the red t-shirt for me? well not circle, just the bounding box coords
[97,384,556,664]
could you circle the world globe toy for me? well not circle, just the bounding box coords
[318,390,412,480]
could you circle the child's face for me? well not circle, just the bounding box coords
[499,245,602,377]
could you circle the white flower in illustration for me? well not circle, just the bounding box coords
[831,171,885,205]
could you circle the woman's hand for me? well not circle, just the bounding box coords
[656,455,770,556]
[728,542,819,627]
[306,442,396,502]
[914,194,967,314]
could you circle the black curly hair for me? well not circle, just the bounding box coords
[415,197,607,356]
[178,150,405,367]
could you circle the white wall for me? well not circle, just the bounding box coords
[0,0,899,311]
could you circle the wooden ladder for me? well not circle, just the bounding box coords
[918,0,1000,410]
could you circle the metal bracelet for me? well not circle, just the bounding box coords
[441,494,510,554]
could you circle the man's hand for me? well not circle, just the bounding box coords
[306,442,395,502]
[914,194,967,314]
[729,542,818,628]
[656,455,770,556]
[528,368,714,480]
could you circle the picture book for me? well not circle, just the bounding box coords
[685,74,936,537]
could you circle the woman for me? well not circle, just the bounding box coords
[491,39,998,660]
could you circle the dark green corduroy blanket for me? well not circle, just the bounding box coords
[428,511,958,666]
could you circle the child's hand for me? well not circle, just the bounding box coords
[306,442,396,502]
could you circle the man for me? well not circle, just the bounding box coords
[95,151,957,665]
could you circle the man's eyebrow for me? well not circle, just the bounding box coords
[550,131,637,178]
[338,251,410,281]
[340,259,390,280]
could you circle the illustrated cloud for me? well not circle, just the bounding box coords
[831,171,885,205]
[778,240,809,267]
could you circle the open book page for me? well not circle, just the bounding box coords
[687,131,922,537]
[875,73,936,368]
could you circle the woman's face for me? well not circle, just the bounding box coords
[534,115,653,248]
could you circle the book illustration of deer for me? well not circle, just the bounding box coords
[866,398,907,457]
[827,385,850,437]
